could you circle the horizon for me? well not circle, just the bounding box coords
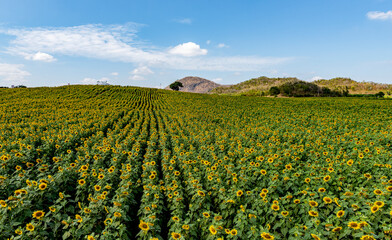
[1,0,392,88]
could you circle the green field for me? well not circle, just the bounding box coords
[1,86,392,240]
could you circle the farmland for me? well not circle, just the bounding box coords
[1,85,392,240]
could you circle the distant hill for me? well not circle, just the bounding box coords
[313,77,392,94]
[165,76,221,93]
[211,76,299,95]
[211,76,392,96]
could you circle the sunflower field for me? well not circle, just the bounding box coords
[0,85,392,240]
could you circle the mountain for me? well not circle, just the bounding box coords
[165,76,221,93]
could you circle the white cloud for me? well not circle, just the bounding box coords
[130,66,153,81]
[311,76,323,81]
[217,43,228,48]
[212,78,223,83]
[174,18,192,24]
[168,42,208,57]
[132,66,153,75]
[0,63,30,84]
[81,77,109,85]
[111,72,119,76]
[24,51,56,62]
[1,24,291,72]
[129,75,145,81]
[367,11,392,20]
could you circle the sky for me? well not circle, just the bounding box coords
[1,0,392,88]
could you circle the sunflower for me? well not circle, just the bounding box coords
[373,189,383,195]
[261,232,274,240]
[361,235,375,240]
[197,190,205,197]
[281,211,289,217]
[336,210,344,218]
[182,224,190,230]
[171,232,181,239]
[374,201,384,208]
[114,212,122,218]
[348,222,360,230]
[26,223,34,232]
[87,236,95,240]
[309,201,318,207]
[84,208,91,214]
[209,225,217,235]
[309,210,318,217]
[139,221,149,231]
[32,210,45,220]
[260,170,267,175]
[236,190,243,197]
[78,179,86,186]
[386,186,392,192]
[15,229,22,235]
[294,199,300,204]
[370,205,379,213]
[323,197,332,204]
[305,178,311,183]
[39,183,47,190]
[332,227,342,232]
[75,214,83,223]
[359,222,368,228]
[230,229,238,235]
[94,185,101,191]
[311,234,321,240]
[203,212,210,218]
[347,159,354,166]
[0,200,7,208]
[318,188,326,193]
[271,204,279,211]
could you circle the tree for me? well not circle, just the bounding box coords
[170,81,183,91]
[375,91,385,98]
[269,86,280,96]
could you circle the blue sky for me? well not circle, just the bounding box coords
[1,0,392,87]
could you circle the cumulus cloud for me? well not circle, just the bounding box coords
[81,77,109,85]
[174,18,192,24]
[130,66,153,81]
[367,11,392,20]
[132,66,153,75]
[311,76,323,81]
[24,51,56,62]
[1,23,291,72]
[168,42,208,57]
[217,43,228,48]
[0,63,30,84]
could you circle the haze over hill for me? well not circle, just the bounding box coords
[165,76,221,93]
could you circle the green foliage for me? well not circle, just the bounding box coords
[169,81,183,91]
[278,80,342,97]
[269,86,280,96]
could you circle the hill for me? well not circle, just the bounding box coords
[165,76,221,93]
[313,77,392,94]
[211,76,299,95]
[211,76,392,96]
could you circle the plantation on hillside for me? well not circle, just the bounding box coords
[0,86,392,240]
